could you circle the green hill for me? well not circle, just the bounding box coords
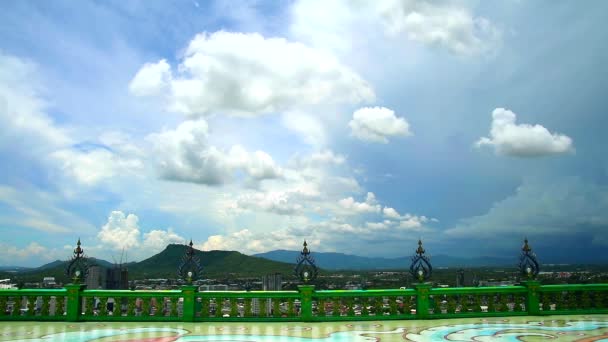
[129,244,296,279]
[0,245,298,283]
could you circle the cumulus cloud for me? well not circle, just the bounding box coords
[128,59,171,97]
[476,108,574,157]
[445,177,608,248]
[200,229,305,254]
[290,0,501,56]
[338,192,381,214]
[147,119,282,185]
[97,211,185,256]
[230,191,305,216]
[349,107,411,143]
[375,0,502,56]
[51,148,143,186]
[130,31,375,117]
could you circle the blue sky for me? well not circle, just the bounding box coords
[1,0,607,266]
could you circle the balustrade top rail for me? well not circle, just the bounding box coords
[1,282,607,322]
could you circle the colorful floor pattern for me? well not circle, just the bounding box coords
[1,315,608,341]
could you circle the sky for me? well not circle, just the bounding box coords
[1,0,607,267]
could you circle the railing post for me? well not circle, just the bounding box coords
[181,285,199,322]
[64,284,86,322]
[522,280,541,315]
[414,283,432,319]
[298,285,315,322]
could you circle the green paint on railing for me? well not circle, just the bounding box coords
[1,282,607,322]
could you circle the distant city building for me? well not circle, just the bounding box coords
[42,277,57,288]
[84,264,129,290]
[262,273,283,291]
[199,284,229,291]
[254,273,283,315]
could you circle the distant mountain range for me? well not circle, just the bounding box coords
[253,250,515,270]
[0,244,295,283]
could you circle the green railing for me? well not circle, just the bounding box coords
[1,282,607,322]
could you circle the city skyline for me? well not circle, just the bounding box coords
[1,1,608,267]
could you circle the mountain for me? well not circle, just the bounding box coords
[0,245,298,283]
[253,250,514,270]
[129,244,296,279]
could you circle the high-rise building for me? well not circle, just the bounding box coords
[262,273,282,291]
[254,273,283,315]
[85,266,105,289]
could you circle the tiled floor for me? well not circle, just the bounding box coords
[1,315,608,341]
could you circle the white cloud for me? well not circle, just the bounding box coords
[130,31,375,117]
[97,211,141,250]
[97,211,185,257]
[128,59,171,97]
[281,111,327,147]
[230,191,305,216]
[338,192,381,214]
[50,148,143,186]
[445,177,608,248]
[375,0,502,56]
[200,229,305,254]
[290,0,501,57]
[0,54,71,153]
[349,107,411,143]
[383,207,401,219]
[0,184,95,234]
[476,108,574,157]
[0,242,63,262]
[147,119,282,186]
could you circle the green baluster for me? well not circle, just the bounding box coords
[230,298,238,317]
[498,294,508,312]
[388,297,396,316]
[333,298,341,316]
[259,298,267,317]
[581,291,591,310]
[374,297,382,316]
[487,294,496,312]
[41,297,50,316]
[318,299,326,317]
[513,294,523,312]
[85,297,94,316]
[403,296,411,316]
[473,294,482,312]
[0,296,6,316]
[28,296,36,316]
[201,297,209,318]
[360,297,368,316]
[55,296,65,316]
[142,298,150,316]
[460,295,469,314]
[127,298,136,317]
[99,298,107,316]
[447,296,456,314]
[554,293,564,311]
[347,297,355,316]
[244,298,252,317]
[288,298,295,317]
[567,292,578,310]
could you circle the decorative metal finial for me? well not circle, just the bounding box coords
[410,239,432,282]
[66,238,89,284]
[178,239,203,284]
[294,240,318,283]
[519,238,540,279]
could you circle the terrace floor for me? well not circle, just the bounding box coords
[1,315,608,341]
